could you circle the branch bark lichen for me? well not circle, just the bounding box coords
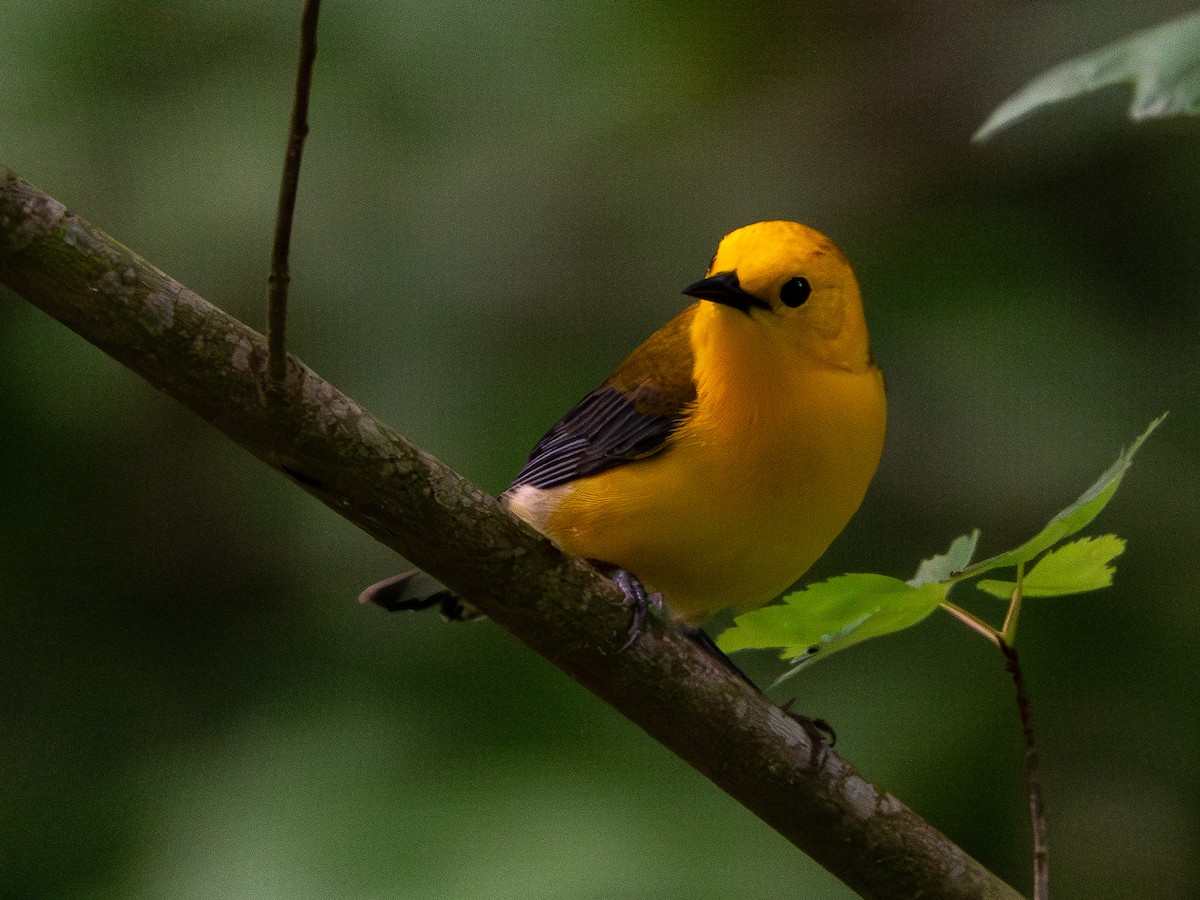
[0,164,1021,900]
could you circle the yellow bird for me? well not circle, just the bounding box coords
[362,221,886,630]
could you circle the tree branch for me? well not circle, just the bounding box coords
[0,165,1020,900]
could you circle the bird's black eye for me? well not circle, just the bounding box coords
[780,276,812,308]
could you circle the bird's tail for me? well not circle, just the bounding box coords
[358,570,483,622]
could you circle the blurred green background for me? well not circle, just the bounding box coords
[2,1,1198,897]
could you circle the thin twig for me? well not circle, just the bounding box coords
[942,570,1049,899]
[1000,642,1050,900]
[267,0,321,385]
[998,563,1047,898]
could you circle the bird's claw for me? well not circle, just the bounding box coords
[611,568,661,651]
[780,698,836,770]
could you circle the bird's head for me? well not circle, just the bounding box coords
[683,221,874,371]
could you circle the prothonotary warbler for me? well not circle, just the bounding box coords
[361,221,886,633]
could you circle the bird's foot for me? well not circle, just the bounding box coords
[780,698,836,770]
[608,568,662,651]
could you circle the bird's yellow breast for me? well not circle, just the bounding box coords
[532,301,886,624]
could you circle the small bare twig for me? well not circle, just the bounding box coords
[1001,641,1050,900]
[941,566,1049,900]
[267,0,321,385]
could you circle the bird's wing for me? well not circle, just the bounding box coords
[508,303,699,491]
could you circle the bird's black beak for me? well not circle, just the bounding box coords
[682,270,768,313]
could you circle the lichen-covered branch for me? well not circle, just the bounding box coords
[0,165,1020,900]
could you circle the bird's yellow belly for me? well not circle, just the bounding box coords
[534,366,885,624]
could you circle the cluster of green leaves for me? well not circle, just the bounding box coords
[717,417,1164,683]
[974,10,1200,141]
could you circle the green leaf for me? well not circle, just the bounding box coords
[974,12,1200,141]
[976,534,1126,599]
[909,530,980,587]
[716,418,1160,675]
[958,415,1164,579]
[716,574,947,672]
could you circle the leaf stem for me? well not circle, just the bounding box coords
[1000,561,1025,644]
[267,0,321,386]
[939,600,1002,648]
